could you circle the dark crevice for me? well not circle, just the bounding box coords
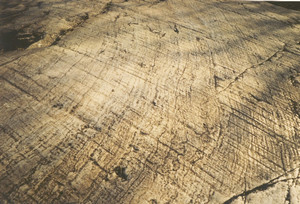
[290,100,300,119]
[289,75,300,87]
[250,93,272,105]
[0,29,44,52]
[214,75,224,88]
[89,158,109,173]
[285,187,291,203]
[102,1,113,14]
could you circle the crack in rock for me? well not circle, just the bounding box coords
[223,174,299,204]
[218,44,286,94]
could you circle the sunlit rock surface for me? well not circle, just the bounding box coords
[0,0,299,203]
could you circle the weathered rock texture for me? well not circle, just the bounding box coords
[0,0,299,203]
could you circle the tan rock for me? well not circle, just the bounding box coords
[0,0,299,203]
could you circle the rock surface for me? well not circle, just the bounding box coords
[0,0,299,203]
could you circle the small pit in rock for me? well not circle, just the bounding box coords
[114,166,128,181]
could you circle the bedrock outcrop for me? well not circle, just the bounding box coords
[0,0,299,203]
